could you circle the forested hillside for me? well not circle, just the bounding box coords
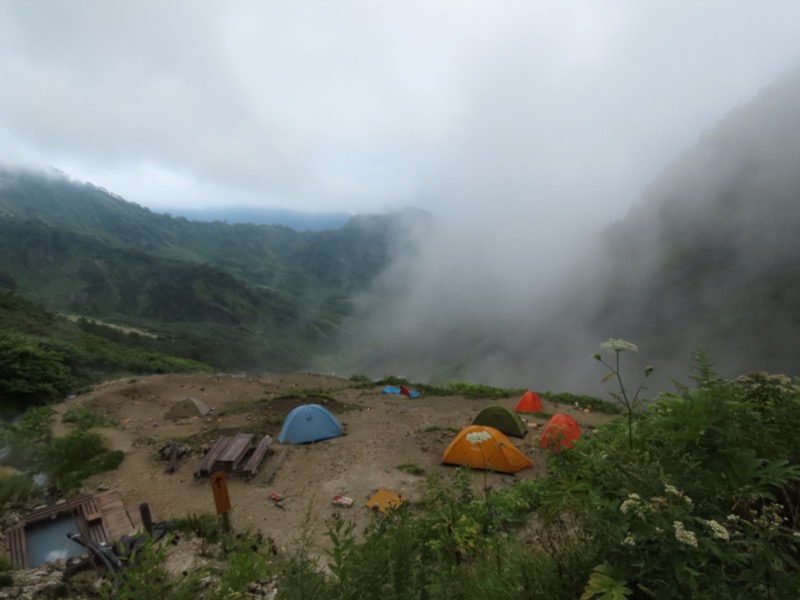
[0,169,406,373]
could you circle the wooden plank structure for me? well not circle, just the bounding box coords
[241,436,272,476]
[217,433,254,471]
[259,446,288,482]
[194,433,274,478]
[193,437,230,478]
[4,525,26,569]
[3,491,141,570]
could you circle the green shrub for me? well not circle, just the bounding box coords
[539,358,800,599]
[0,334,74,410]
[43,430,124,491]
[62,406,113,429]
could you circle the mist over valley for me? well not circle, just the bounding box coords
[2,68,799,398]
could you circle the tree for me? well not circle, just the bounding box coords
[0,334,72,410]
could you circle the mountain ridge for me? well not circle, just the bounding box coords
[0,168,412,372]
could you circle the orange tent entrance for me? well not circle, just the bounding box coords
[515,391,543,413]
[540,413,581,451]
[442,426,532,474]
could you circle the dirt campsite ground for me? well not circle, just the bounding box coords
[51,372,615,563]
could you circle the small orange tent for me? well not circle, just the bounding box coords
[540,413,581,451]
[442,425,532,474]
[515,391,543,413]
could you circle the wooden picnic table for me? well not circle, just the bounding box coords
[217,432,254,471]
[194,433,276,478]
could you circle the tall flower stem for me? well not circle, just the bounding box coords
[593,338,652,449]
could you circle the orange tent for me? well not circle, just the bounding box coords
[442,425,533,474]
[515,391,543,413]
[540,413,581,451]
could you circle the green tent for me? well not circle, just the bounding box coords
[472,404,528,438]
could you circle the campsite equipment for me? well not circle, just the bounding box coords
[278,404,343,444]
[472,404,528,438]
[194,433,272,477]
[382,386,420,398]
[441,425,533,474]
[164,397,211,419]
[515,391,543,413]
[540,413,582,451]
[365,488,404,513]
[332,495,354,507]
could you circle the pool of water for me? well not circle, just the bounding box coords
[25,516,86,567]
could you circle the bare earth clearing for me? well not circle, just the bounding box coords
[52,373,615,559]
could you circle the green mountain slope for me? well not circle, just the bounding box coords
[0,169,401,372]
[0,292,212,411]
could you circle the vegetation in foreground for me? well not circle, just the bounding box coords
[1,354,794,599]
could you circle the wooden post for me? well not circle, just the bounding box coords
[139,502,153,533]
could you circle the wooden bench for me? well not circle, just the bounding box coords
[194,436,231,477]
[217,433,254,471]
[241,435,272,476]
[260,446,288,483]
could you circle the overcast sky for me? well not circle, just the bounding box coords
[1,1,799,226]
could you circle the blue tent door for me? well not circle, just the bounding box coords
[278,404,343,444]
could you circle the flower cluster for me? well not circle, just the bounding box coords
[465,430,492,445]
[704,519,730,541]
[600,338,639,354]
[734,371,795,392]
[619,493,643,515]
[673,521,698,547]
[753,503,785,531]
[664,484,693,506]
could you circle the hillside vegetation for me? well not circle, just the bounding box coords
[0,169,408,373]
[0,292,211,412]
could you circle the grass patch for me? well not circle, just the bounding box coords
[0,474,42,508]
[273,387,350,400]
[62,406,114,429]
[333,404,363,415]
[397,463,425,476]
[541,391,619,414]
[420,425,459,434]
[527,411,554,419]
[348,373,372,383]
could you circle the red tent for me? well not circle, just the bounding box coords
[540,413,581,451]
[515,391,543,413]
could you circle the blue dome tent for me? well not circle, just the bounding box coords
[278,404,343,444]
